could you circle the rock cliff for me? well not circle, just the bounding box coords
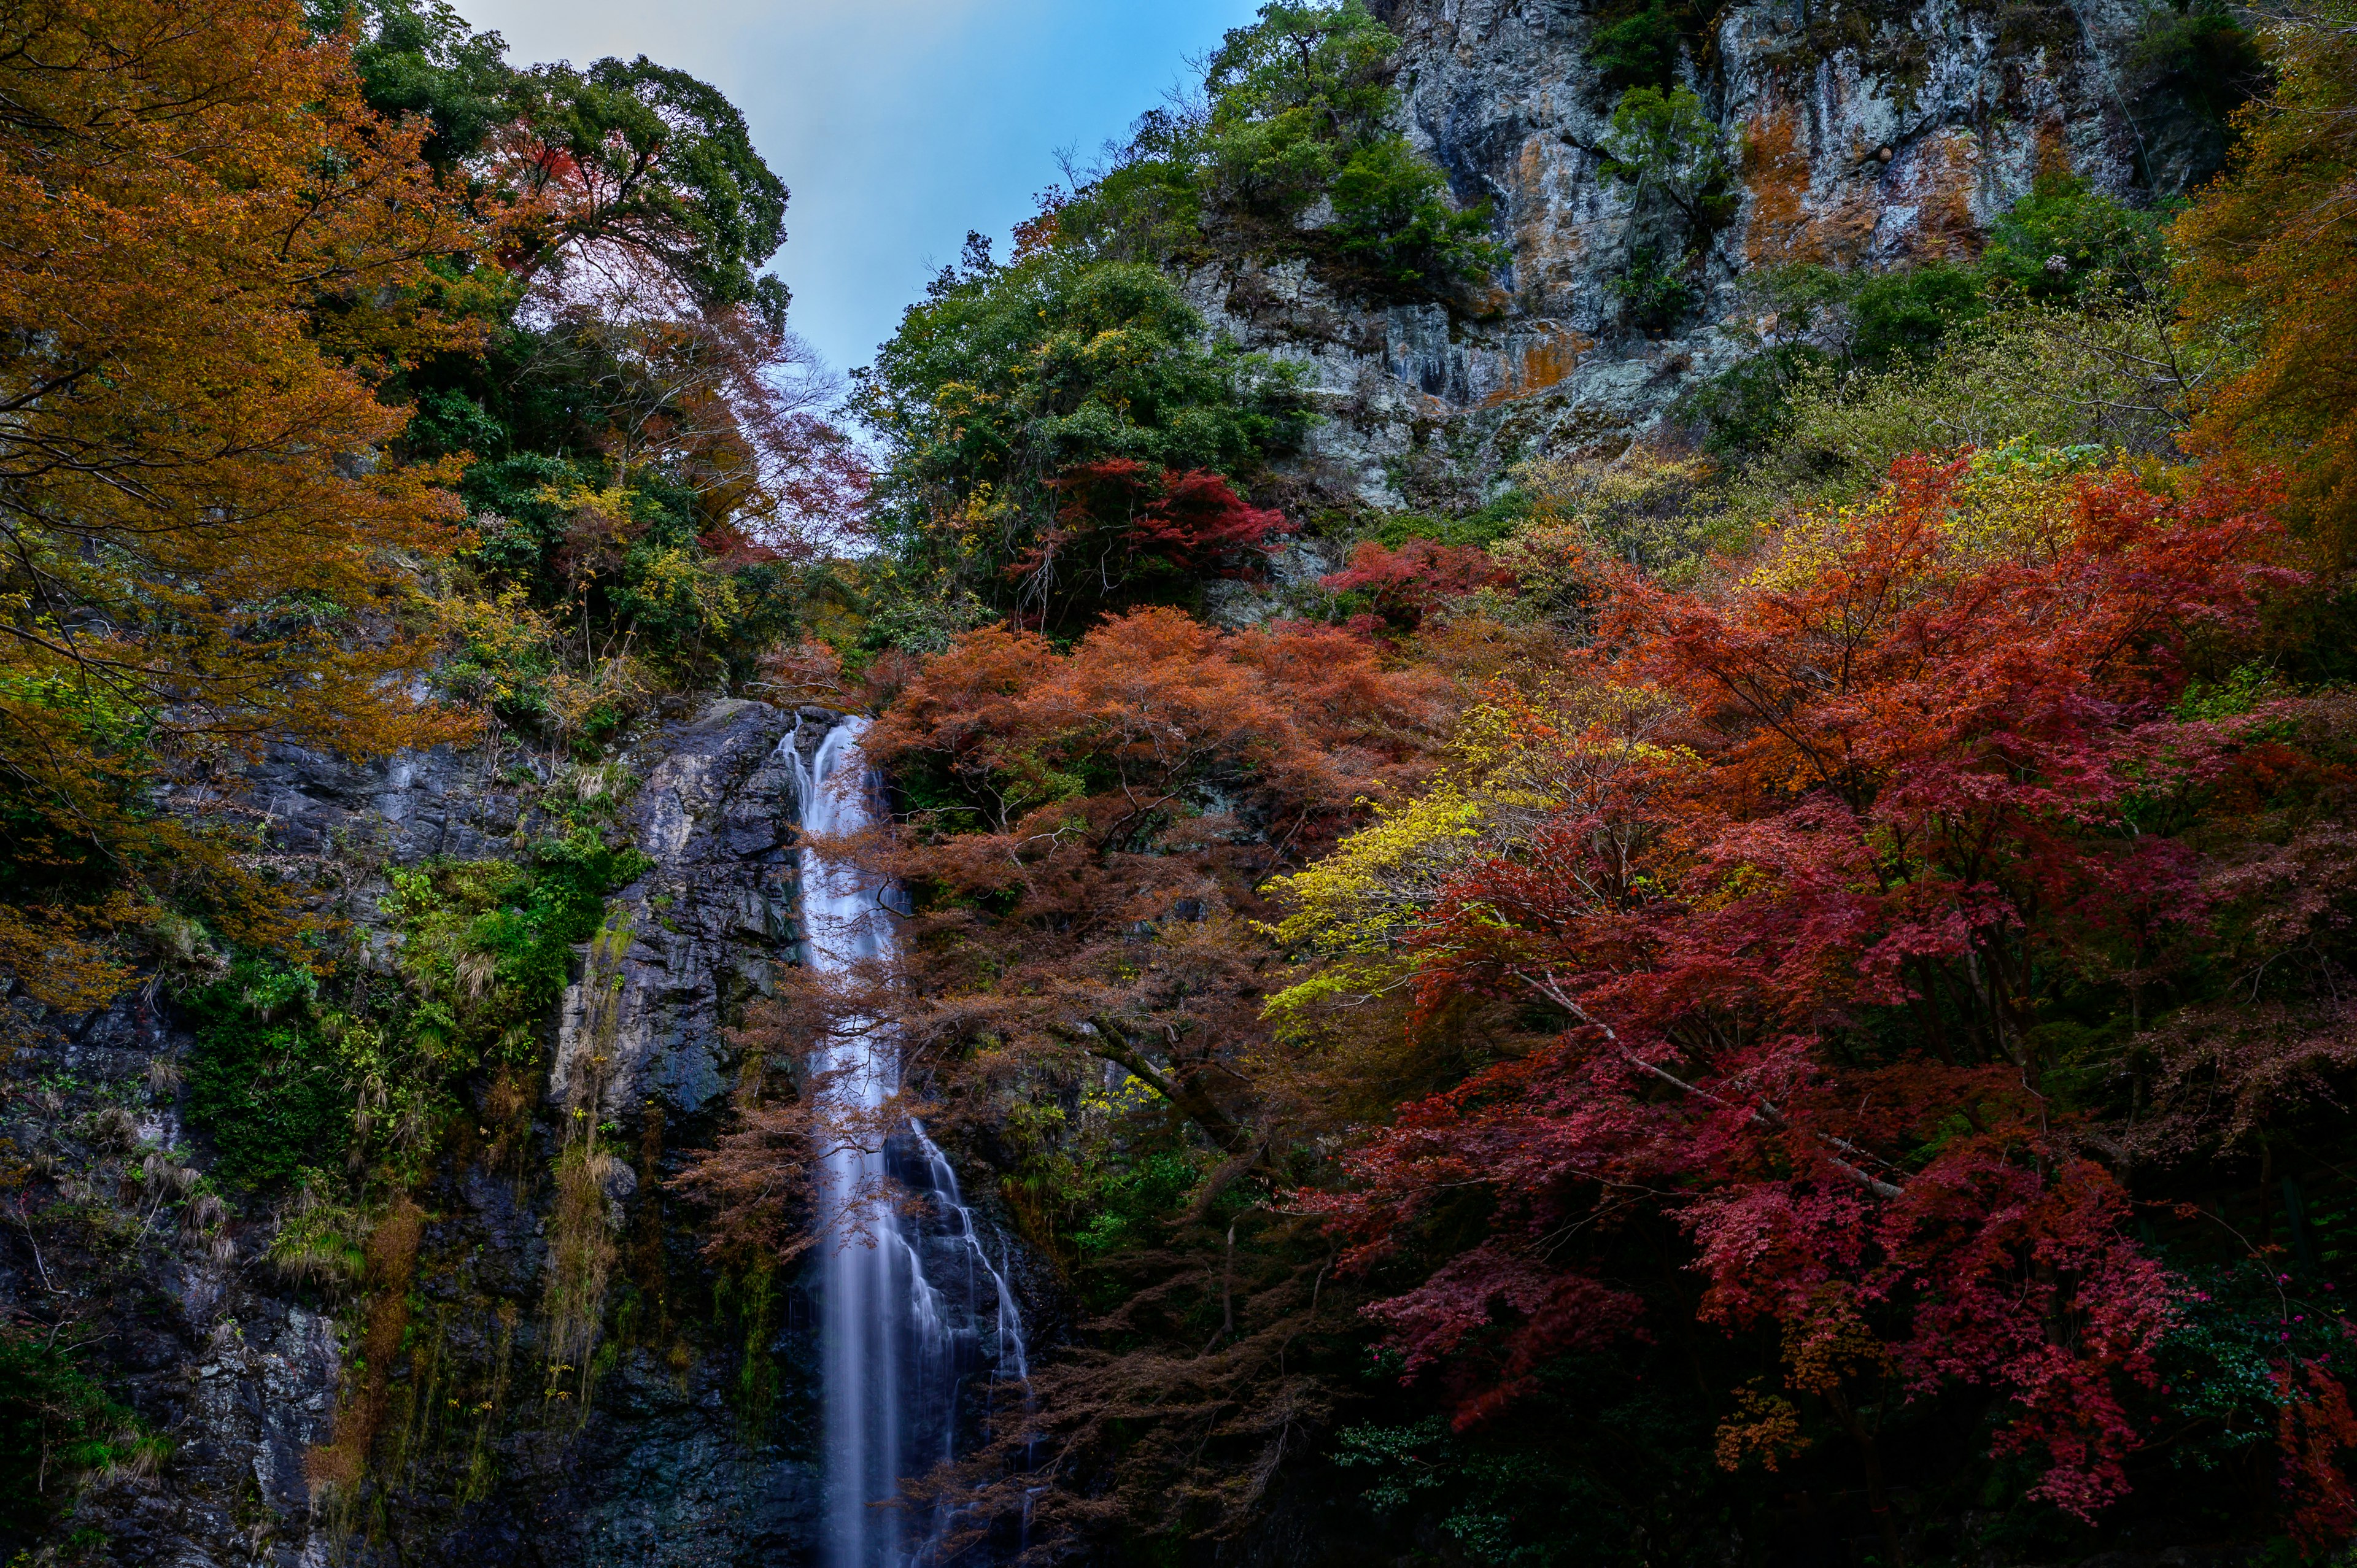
[2,704,828,1566]
[1194,0,2216,508]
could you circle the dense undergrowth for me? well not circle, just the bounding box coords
[7,0,2357,1562]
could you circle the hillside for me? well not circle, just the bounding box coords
[3,1,2353,1566]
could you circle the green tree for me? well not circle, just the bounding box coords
[855,240,1307,625]
[1048,1,1500,299]
[313,0,516,172]
[1849,261,1986,367]
[1587,0,1690,90]
[1331,134,1506,293]
[1978,174,2172,304]
[503,55,792,324]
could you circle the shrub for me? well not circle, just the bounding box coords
[1588,0,1689,90]
[185,962,352,1189]
[1978,175,2173,304]
[1673,342,1834,455]
[2129,0,2271,126]
[1611,244,1701,333]
[1330,134,1506,294]
[0,1327,157,1548]
[1849,261,1986,368]
[185,831,649,1189]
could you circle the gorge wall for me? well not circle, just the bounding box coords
[1196,0,2215,511]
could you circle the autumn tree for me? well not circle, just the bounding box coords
[1291,452,2315,1538]
[672,607,1446,1548]
[0,0,479,1008]
[2176,0,2357,566]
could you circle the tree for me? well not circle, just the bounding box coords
[854,244,1307,628]
[0,0,478,1008]
[497,53,792,325]
[1330,134,1507,295]
[1298,451,2297,1530]
[1041,1,1503,301]
[1011,460,1294,621]
[2176,0,2357,566]
[1596,85,1735,326]
[317,0,517,173]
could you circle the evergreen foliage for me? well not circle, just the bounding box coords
[855,241,1308,628]
[1047,0,1506,299]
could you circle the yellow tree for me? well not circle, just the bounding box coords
[2175,0,2357,566]
[0,0,480,1008]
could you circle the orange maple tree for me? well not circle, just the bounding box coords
[2175,1,2357,567]
[0,0,481,1007]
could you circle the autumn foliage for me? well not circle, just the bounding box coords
[1301,454,2312,1523]
[837,606,1441,1140]
[2176,2,2357,567]
[1010,460,1295,620]
[0,0,478,1006]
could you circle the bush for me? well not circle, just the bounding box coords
[0,1327,156,1551]
[1849,261,1986,368]
[1588,0,1689,90]
[1673,343,1834,455]
[185,832,649,1189]
[1331,134,1507,294]
[2129,0,2270,125]
[185,962,352,1189]
[1611,244,1701,333]
[1978,175,2173,304]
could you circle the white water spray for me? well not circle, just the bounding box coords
[789,716,1029,1568]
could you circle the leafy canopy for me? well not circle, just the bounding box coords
[0,0,478,1008]
[855,242,1308,629]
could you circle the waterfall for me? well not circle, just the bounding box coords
[788,715,1030,1568]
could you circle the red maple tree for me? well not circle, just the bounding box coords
[1312,455,2296,1523]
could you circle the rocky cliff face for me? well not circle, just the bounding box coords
[3,698,1053,1567]
[1194,0,2213,509]
[1,704,825,1566]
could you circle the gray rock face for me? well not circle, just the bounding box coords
[549,699,802,1124]
[0,701,826,1567]
[1196,0,2197,508]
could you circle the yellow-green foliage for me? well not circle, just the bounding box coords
[1720,306,2227,526]
[266,1179,371,1284]
[1263,683,1694,1025]
[538,904,632,1413]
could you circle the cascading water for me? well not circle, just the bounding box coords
[788,715,1029,1568]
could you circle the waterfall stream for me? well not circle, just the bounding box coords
[788,716,1029,1568]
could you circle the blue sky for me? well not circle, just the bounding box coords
[460,0,1264,380]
